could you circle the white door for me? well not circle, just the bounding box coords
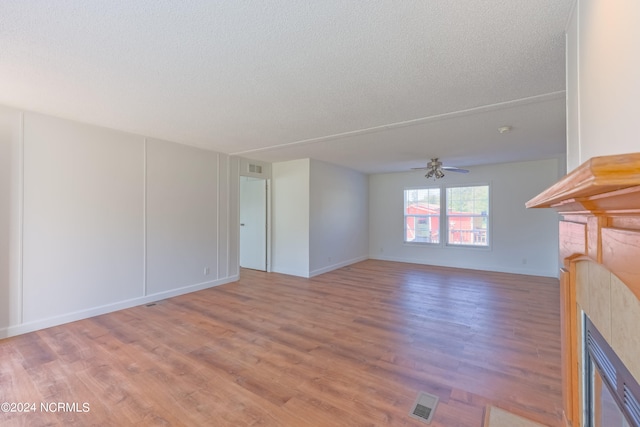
[240,177,267,271]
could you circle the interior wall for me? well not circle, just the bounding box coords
[369,158,562,277]
[271,158,369,278]
[309,159,368,276]
[0,106,239,338]
[565,3,580,172]
[146,138,220,294]
[567,0,640,169]
[271,158,310,277]
[22,113,145,323]
[0,106,22,329]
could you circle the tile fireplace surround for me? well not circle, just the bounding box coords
[527,153,640,427]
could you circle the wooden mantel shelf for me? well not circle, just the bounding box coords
[526,152,640,295]
[526,152,640,211]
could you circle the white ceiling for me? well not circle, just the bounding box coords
[0,1,574,174]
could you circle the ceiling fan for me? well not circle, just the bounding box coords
[412,158,469,179]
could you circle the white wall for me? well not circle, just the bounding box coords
[0,106,22,329]
[0,106,239,338]
[566,0,640,171]
[146,138,224,293]
[565,3,581,172]
[271,159,310,277]
[369,158,562,277]
[272,158,369,278]
[22,113,145,323]
[309,159,368,276]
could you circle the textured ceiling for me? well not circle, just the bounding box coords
[0,1,574,174]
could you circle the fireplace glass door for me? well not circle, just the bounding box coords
[590,360,631,427]
[585,316,640,427]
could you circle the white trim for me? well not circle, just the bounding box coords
[403,186,442,245]
[564,0,578,32]
[231,92,566,156]
[272,268,311,278]
[142,137,148,296]
[233,158,240,277]
[18,112,24,324]
[266,178,272,272]
[308,255,369,277]
[216,152,220,280]
[226,156,231,277]
[575,0,581,168]
[0,275,239,339]
[403,182,492,250]
[370,254,558,278]
[444,182,491,249]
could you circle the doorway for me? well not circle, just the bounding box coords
[239,176,268,271]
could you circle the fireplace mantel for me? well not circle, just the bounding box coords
[527,152,640,300]
[527,152,640,427]
[527,153,640,211]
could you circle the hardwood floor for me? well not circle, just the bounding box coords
[0,260,563,426]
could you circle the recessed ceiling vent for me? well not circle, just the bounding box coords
[248,163,263,174]
[409,391,439,424]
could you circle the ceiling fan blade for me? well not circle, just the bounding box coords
[410,167,430,170]
[441,166,469,173]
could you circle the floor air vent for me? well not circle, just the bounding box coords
[145,300,165,307]
[409,391,439,424]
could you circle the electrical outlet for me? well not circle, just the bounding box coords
[204,267,210,275]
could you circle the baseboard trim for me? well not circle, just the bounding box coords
[0,275,239,339]
[309,255,369,277]
[369,254,558,278]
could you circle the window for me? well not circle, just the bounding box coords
[404,188,440,243]
[404,184,489,247]
[446,185,489,246]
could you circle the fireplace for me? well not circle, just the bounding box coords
[527,153,640,427]
[585,315,640,426]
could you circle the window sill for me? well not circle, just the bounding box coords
[403,241,492,251]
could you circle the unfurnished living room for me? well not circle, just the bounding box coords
[2,1,640,427]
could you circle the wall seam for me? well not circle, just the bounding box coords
[216,153,220,280]
[19,111,25,324]
[143,137,147,296]
[229,158,234,276]
[575,0,582,166]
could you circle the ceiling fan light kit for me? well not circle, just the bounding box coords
[425,168,445,179]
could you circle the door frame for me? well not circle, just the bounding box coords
[265,178,271,272]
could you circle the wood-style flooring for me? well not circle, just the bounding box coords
[0,260,563,426]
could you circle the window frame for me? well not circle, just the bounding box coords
[403,182,491,250]
[403,186,442,245]
[444,184,490,248]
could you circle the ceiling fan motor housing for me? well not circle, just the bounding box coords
[428,158,442,168]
